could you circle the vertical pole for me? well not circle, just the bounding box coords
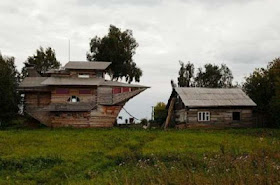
[68,39,70,62]
[151,106,154,121]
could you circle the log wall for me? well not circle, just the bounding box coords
[175,108,255,128]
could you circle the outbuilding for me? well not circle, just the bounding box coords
[166,87,257,128]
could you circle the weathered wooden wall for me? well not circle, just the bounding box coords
[175,108,255,128]
[50,105,122,128]
[97,87,113,104]
[51,87,97,103]
[25,92,51,107]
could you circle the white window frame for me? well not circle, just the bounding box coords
[197,112,210,122]
[78,73,90,78]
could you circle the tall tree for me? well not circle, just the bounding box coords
[87,25,142,83]
[0,53,19,126]
[243,58,280,127]
[22,47,60,77]
[195,64,233,88]
[177,61,194,87]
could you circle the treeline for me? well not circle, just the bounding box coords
[177,61,234,88]
[0,24,280,127]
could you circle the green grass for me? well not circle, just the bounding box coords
[0,128,280,185]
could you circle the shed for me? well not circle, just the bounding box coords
[166,87,257,128]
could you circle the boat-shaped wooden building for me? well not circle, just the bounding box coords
[19,61,148,128]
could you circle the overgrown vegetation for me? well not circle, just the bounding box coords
[0,53,20,127]
[243,58,280,127]
[0,128,279,184]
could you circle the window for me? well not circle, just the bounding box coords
[79,89,91,94]
[122,87,130,92]
[56,89,69,94]
[198,112,210,122]
[232,112,241,121]
[68,96,80,103]
[78,73,90,78]
[113,87,121,94]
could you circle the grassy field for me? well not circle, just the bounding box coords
[0,128,280,185]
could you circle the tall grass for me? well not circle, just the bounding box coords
[0,128,279,184]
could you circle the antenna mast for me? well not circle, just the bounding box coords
[68,39,70,62]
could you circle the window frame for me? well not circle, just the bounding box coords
[78,73,90,78]
[197,111,211,122]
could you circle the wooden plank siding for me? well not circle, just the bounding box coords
[51,87,97,104]
[175,108,254,128]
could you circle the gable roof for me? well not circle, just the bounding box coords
[64,61,111,70]
[175,87,256,108]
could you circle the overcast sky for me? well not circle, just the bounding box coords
[1,0,280,121]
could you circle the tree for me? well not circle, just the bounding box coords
[154,102,167,125]
[195,64,233,88]
[178,61,194,87]
[22,47,60,77]
[0,53,19,126]
[87,25,142,83]
[243,58,280,127]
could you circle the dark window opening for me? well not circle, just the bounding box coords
[233,112,241,121]
[56,89,69,94]
[113,87,121,94]
[79,89,91,94]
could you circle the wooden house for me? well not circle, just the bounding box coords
[165,87,257,128]
[18,61,148,128]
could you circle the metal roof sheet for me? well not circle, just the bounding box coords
[41,77,104,86]
[100,80,149,88]
[19,77,48,87]
[175,87,256,107]
[64,61,111,70]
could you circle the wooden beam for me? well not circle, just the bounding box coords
[164,97,176,130]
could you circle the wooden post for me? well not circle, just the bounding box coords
[164,98,176,130]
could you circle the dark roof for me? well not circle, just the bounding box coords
[175,87,256,107]
[41,77,104,86]
[64,61,111,70]
[19,77,48,87]
[101,80,149,88]
[47,103,96,112]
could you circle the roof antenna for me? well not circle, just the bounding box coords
[68,39,71,62]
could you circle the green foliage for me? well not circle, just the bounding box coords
[178,61,195,87]
[140,118,148,125]
[243,58,280,127]
[0,53,19,126]
[22,47,60,77]
[87,25,142,83]
[195,64,233,88]
[0,128,280,184]
[177,62,233,88]
[154,102,167,125]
